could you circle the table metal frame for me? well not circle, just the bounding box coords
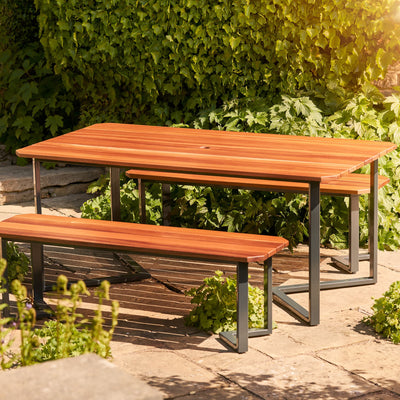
[272,161,378,324]
[134,161,379,326]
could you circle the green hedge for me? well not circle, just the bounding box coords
[34,0,400,125]
[0,0,79,157]
[0,0,39,51]
[0,43,78,156]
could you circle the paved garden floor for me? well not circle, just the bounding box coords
[1,195,400,399]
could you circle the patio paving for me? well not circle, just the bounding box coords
[1,194,400,399]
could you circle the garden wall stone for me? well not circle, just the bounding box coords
[0,164,104,205]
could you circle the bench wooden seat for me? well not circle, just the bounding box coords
[126,169,389,196]
[126,170,390,273]
[0,213,288,353]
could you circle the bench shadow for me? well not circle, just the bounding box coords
[11,244,342,353]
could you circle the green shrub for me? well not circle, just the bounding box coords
[0,0,39,51]
[364,281,400,344]
[81,173,162,224]
[5,243,30,282]
[184,271,268,334]
[0,43,78,157]
[34,0,400,125]
[0,260,119,369]
[0,260,14,369]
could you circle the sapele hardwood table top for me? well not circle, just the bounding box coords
[16,123,397,183]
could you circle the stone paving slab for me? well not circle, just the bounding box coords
[354,392,400,399]
[190,351,379,399]
[177,385,261,399]
[0,192,92,220]
[2,191,400,399]
[0,353,162,400]
[319,339,400,394]
[272,309,376,352]
[110,348,223,398]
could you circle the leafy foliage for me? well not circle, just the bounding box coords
[5,243,30,282]
[0,0,39,51]
[33,0,400,125]
[364,281,400,344]
[0,260,15,369]
[169,186,308,251]
[184,271,268,333]
[0,43,78,157]
[81,173,162,224]
[0,263,119,368]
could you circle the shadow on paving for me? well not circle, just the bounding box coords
[11,243,338,352]
[136,373,400,400]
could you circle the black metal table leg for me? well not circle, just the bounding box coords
[138,178,147,223]
[273,182,321,325]
[110,167,121,221]
[369,160,378,283]
[30,242,53,318]
[273,163,380,324]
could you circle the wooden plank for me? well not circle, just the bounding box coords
[16,123,396,183]
[126,170,390,195]
[0,214,288,263]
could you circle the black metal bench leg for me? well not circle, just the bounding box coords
[31,242,54,318]
[219,262,249,352]
[348,195,360,273]
[236,261,249,353]
[31,242,44,305]
[264,258,272,331]
[220,259,273,353]
[1,238,10,318]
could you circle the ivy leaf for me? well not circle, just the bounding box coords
[18,82,38,106]
[12,116,34,131]
[45,115,64,136]
[376,48,392,71]
[385,95,400,118]
[229,36,241,50]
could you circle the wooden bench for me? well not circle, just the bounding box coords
[0,213,288,353]
[125,170,390,273]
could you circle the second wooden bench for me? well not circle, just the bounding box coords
[125,170,389,273]
[0,213,288,353]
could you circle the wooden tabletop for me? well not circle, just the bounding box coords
[16,123,397,183]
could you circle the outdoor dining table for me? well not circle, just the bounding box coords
[16,123,397,326]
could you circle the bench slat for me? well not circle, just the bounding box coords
[0,214,288,263]
[126,170,389,195]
